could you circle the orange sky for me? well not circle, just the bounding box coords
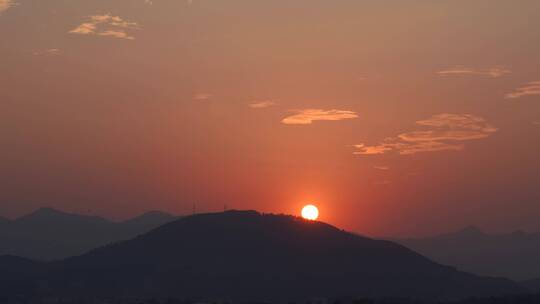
[1,0,539,237]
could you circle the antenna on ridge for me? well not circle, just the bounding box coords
[193,203,196,215]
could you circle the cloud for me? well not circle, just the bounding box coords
[353,144,393,155]
[98,30,133,39]
[249,101,276,109]
[282,109,358,125]
[69,14,139,40]
[400,114,497,142]
[0,0,17,13]
[193,93,212,101]
[506,81,540,99]
[394,141,464,155]
[70,22,97,35]
[354,137,465,156]
[354,114,497,155]
[533,121,540,126]
[437,66,511,78]
[33,49,61,56]
[373,165,390,170]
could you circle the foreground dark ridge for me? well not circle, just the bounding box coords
[0,210,524,301]
[3,294,540,304]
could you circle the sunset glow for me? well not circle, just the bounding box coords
[0,0,539,238]
[1,1,540,302]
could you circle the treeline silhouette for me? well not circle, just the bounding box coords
[1,295,540,304]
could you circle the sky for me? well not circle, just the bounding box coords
[1,0,539,237]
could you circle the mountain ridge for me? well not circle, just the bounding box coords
[0,216,10,225]
[5,210,521,301]
[394,226,540,280]
[0,207,180,261]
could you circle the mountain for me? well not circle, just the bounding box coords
[0,255,47,297]
[0,208,179,260]
[521,278,540,293]
[0,216,9,226]
[394,226,540,281]
[121,210,177,232]
[2,211,522,301]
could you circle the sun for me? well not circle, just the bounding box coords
[301,204,319,221]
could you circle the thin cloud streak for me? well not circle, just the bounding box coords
[69,14,139,40]
[354,141,464,156]
[353,144,393,155]
[193,93,212,101]
[354,114,497,155]
[0,0,17,13]
[506,81,540,99]
[99,30,133,39]
[249,101,276,109]
[282,109,358,125]
[437,66,511,78]
[33,49,61,56]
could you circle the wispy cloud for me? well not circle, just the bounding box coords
[354,114,497,155]
[69,14,139,40]
[533,121,540,126]
[98,30,133,39]
[249,101,276,109]
[353,144,393,155]
[282,109,358,125]
[373,165,390,171]
[506,81,540,99]
[193,93,212,101]
[0,0,17,13]
[33,49,61,56]
[437,66,511,78]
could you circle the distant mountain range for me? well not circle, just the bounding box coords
[0,208,179,260]
[522,278,540,293]
[0,216,9,226]
[394,226,540,281]
[0,211,523,301]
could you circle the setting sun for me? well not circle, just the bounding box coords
[301,205,319,221]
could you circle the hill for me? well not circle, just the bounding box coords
[521,278,540,293]
[0,208,178,260]
[2,211,522,301]
[394,226,540,280]
[0,216,9,227]
[122,211,178,231]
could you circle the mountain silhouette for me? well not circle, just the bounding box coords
[0,216,9,226]
[15,207,112,228]
[122,210,178,231]
[394,226,540,280]
[521,278,540,293]
[1,211,522,301]
[0,208,178,260]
